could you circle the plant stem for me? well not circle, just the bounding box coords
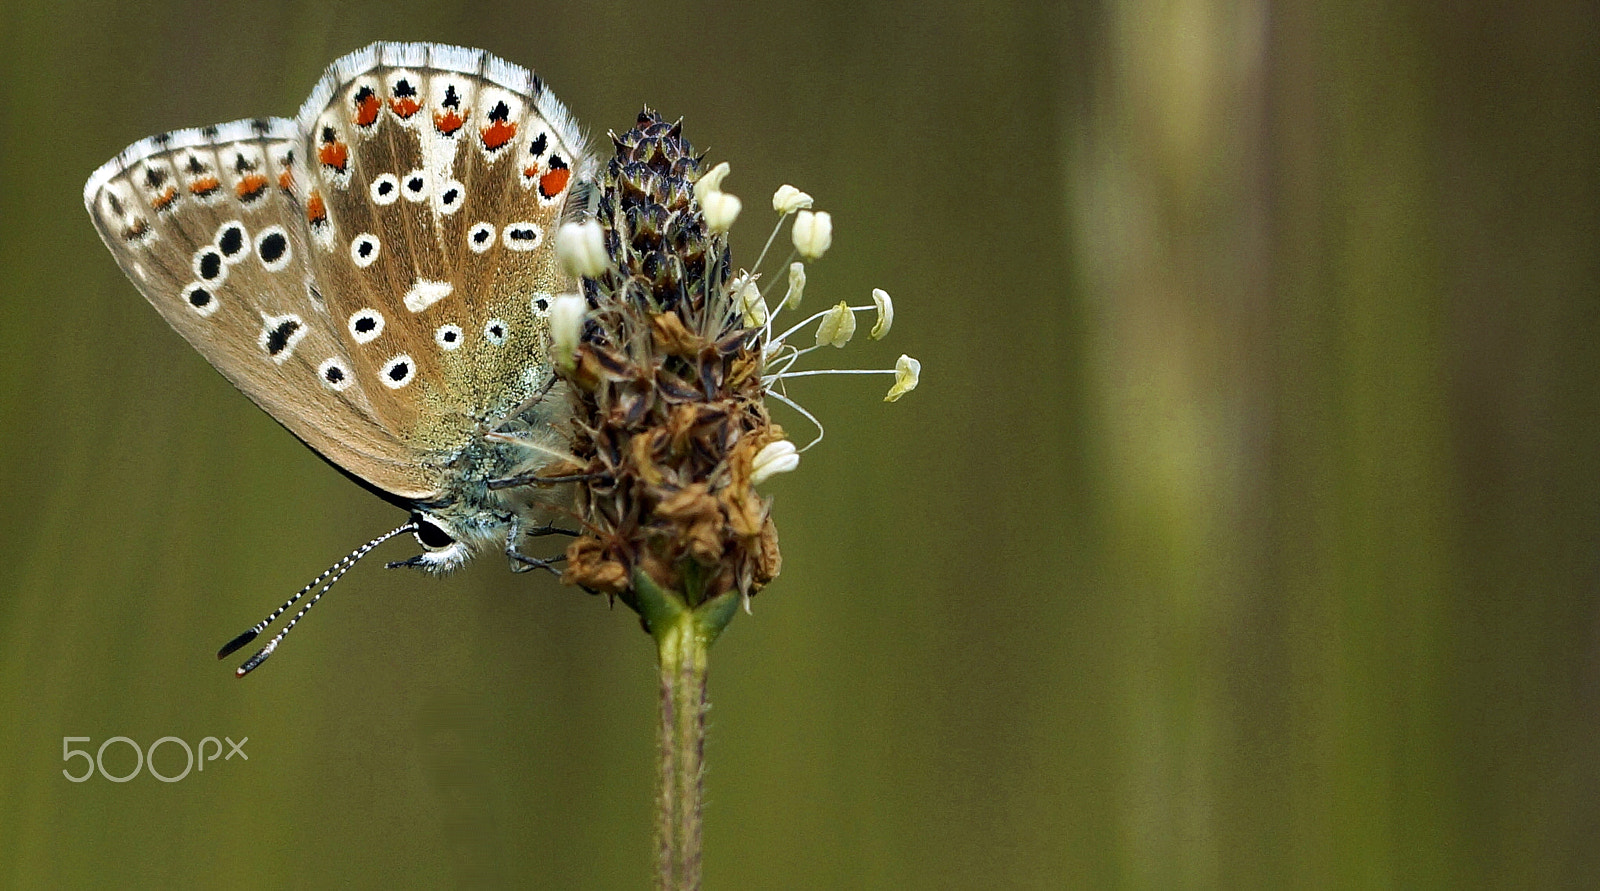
[632,570,739,891]
[656,609,708,891]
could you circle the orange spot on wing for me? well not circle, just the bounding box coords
[354,92,381,127]
[318,141,349,172]
[121,218,149,241]
[189,176,220,196]
[236,173,269,201]
[391,96,420,119]
[278,170,295,192]
[523,165,540,179]
[538,167,571,199]
[481,119,517,151]
[433,110,465,135]
[151,185,179,210]
[307,191,327,226]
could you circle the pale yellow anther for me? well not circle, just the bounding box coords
[555,220,607,278]
[772,184,813,214]
[549,293,587,370]
[815,301,856,348]
[884,355,921,402]
[791,210,833,260]
[749,439,800,485]
[870,288,893,340]
[702,189,742,233]
[784,262,806,309]
[694,161,731,203]
[737,276,767,326]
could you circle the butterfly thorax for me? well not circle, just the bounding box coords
[401,377,576,572]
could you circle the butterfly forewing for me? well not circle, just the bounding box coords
[85,43,595,504]
[295,43,592,451]
[84,118,437,499]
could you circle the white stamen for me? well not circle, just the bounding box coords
[885,355,921,402]
[549,293,586,370]
[772,184,813,214]
[694,161,731,202]
[556,220,608,277]
[870,288,893,340]
[702,190,742,233]
[736,276,767,326]
[791,210,833,260]
[815,301,856,348]
[783,262,806,310]
[749,440,800,485]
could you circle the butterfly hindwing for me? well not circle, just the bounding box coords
[294,43,593,451]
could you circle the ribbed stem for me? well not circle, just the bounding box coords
[655,611,708,891]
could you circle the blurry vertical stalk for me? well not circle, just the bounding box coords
[1071,0,1459,884]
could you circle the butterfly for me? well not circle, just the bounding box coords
[84,43,597,674]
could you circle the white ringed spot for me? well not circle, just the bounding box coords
[349,308,384,343]
[380,354,416,389]
[484,319,510,345]
[435,324,464,350]
[258,313,306,364]
[370,173,400,205]
[530,292,552,315]
[215,221,249,263]
[502,221,543,251]
[192,246,227,285]
[350,233,381,268]
[255,226,292,272]
[182,283,220,317]
[435,179,465,214]
[467,222,496,253]
[318,357,353,391]
[401,169,429,202]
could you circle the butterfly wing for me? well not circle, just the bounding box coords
[85,118,442,500]
[85,44,594,503]
[292,43,593,454]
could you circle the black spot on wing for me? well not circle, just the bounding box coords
[265,319,300,356]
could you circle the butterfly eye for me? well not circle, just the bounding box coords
[411,515,456,550]
[317,357,352,391]
[349,309,385,344]
[380,354,416,389]
[501,222,543,252]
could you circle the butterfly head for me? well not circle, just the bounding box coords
[398,510,475,573]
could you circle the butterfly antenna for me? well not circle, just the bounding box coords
[218,522,417,677]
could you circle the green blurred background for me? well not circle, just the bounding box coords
[2,0,1597,887]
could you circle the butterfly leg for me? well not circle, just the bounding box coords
[505,516,566,576]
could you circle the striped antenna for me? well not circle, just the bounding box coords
[218,522,417,677]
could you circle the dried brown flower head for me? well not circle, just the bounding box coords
[555,110,782,609]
